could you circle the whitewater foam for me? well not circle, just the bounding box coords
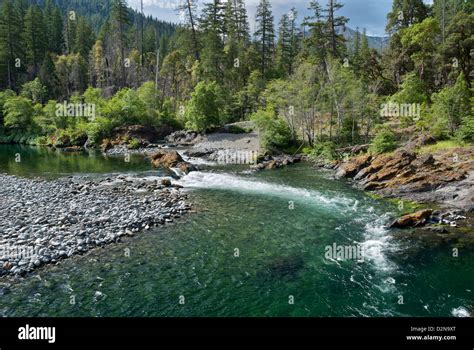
[359,213,398,273]
[177,171,352,209]
[451,306,471,317]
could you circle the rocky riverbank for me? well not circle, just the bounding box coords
[333,145,474,210]
[327,135,474,233]
[0,173,190,278]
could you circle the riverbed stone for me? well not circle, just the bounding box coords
[0,173,191,277]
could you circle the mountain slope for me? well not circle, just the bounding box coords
[1,0,176,35]
[336,26,389,51]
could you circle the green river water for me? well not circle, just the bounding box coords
[0,144,473,317]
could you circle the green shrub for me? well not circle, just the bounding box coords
[251,108,291,150]
[456,117,474,142]
[306,141,338,161]
[227,125,249,134]
[369,127,398,154]
[184,81,223,132]
[86,117,114,145]
[0,89,16,124]
[128,138,141,149]
[34,136,49,146]
[20,78,47,104]
[428,73,470,138]
[3,96,35,133]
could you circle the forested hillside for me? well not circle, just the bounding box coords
[0,0,472,155]
[0,0,175,92]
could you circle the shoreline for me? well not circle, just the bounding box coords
[0,173,190,278]
[1,133,473,279]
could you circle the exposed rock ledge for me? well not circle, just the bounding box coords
[333,145,474,212]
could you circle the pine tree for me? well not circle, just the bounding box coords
[358,28,374,83]
[360,29,370,60]
[200,0,226,34]
[222,0,251,118]
[39,53,58,99]
[323,0,348,58]
[225,0,250,43]
[24,4,47,76]
[74,17,95,58]
[177,0,200,60]
[386,0,430,34]
[143,25,157,54]
[111,0,131,88]
[287,8,299,75]
[276,14,292,77]
[48,6,64,54]
[15,0,28,28]
[65,12,77,54]
[158,35,168,67]
[353,27,361,60]
[0,0,24,89]
[255,0,275,78]
[304,0,327,62]
[199,0,226,82]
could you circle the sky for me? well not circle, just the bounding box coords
[127,0,434,37]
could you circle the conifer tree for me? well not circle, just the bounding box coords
[24,4,47,76]
[255,0,275,78]
[0,0,24,88]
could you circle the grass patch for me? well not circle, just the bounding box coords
[417,140,467,154]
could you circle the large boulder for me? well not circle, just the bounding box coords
[184,149,213,158]
[151,151,183,168]
[176,162,197,174]
[151,151,196,174]
[165,130,201,145]
[389,209,433,228]
[100,139,113,153]
[250,155,300,171]
[403,133,436,152]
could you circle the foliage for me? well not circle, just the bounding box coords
[417,140,466,154]
[227,125,250,134]
[0,0,472,152]
[428,73,471,139]
[306,141,338,161]
[20,78,48,104]
[3,96,35,133]
[251,108,291,150]
[390,73,429,105]
[369,126,398,154]
[184,81,223,132]
[127,138,140,149]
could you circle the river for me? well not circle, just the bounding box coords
[0,144,472,317]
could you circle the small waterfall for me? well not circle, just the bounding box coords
[170,167,187,178]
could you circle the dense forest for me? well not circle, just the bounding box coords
[0,0,472,156]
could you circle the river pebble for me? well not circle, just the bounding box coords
[0,174,191,277]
